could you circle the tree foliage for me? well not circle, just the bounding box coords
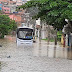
[18,0,72,30]
[0,15,17,38]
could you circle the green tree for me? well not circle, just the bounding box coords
[18,0,72,30]
[9,20,17,32]
[0,15,17,38]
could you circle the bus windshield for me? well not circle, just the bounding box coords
[17,28,33,40]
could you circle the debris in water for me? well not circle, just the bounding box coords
[7,56,11,58]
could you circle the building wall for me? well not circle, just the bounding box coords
[9,14,22,27]
[0,0,7,2]
[12,0,16,1]
[9,14,19,27]
[9,14,21,22]
[3,5,17,13]
[8,1,16,5]
[8,5,17,13]
[2,6,10,13]
[9,14,14,20]
[0,4,2,10]
[16,0,22,6]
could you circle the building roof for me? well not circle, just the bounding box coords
[0,0,7,2]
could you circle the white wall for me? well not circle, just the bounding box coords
[36,18,40,25]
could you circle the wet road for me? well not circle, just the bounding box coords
[0,35,72,72]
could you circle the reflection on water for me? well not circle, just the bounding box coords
[33,40,72,60]
[0,62,1,71]
[54,45,56,58]
[1,36,72,71]
[67,48,72,60]
[0,36,72,60]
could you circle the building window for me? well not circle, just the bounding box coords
[4,9,6,11]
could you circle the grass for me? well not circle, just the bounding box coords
[42,31,62,42]
[42,39,48,41]
[42,38,54,42]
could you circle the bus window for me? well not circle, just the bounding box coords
[17,28,33,39]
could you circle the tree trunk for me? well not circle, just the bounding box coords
[47,25,50,44]
[55,29,57,45]
[46,21,50,44]
[39,20,42,42]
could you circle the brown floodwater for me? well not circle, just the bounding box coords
[0,35,72,72]
[0,35,72,60]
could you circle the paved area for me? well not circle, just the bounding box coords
[0,36,72,72]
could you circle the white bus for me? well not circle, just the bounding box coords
[16,26,34,46]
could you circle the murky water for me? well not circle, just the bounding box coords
[0,35,72,72]
[33,39,72,60]
[0,35,72,60]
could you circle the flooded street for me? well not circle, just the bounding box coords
[33,39,72,60]
[0,35,72,72]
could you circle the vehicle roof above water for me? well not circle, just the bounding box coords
[17,26,33,29]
